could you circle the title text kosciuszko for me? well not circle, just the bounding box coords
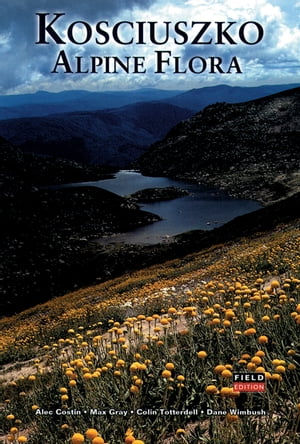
[35,13,265,74]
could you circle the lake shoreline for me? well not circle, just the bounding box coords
[2,165,261,316]
[80,170,262,245]
[87,189,299,286]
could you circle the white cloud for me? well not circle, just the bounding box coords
[0,33,11,52]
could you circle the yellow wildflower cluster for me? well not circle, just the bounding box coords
[0,222,299,443]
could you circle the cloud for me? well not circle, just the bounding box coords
[0,33,12,54]
[0,0,299,94]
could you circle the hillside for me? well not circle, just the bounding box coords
[0,102,193,167]
[0,138,160,315]
[0,208,299,444]
[0,136,117,187]
[136,87,300,203]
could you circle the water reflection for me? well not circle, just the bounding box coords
[90,170,262,245]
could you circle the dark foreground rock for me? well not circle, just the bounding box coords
[0,184,161,315]
[0,138,160,316]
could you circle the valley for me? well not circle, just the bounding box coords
[0,85,299,318]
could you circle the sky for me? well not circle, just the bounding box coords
[0,0,299,94]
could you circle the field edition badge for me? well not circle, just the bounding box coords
[233,373,266,392]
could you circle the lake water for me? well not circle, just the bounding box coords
[77,170,261,245]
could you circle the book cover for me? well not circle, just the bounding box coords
[0,1,299,444]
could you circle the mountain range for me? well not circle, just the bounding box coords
[1,84,299,119]
[0,84,299,167]
[0,88,181,119]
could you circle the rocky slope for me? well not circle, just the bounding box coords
[136,87,300,203]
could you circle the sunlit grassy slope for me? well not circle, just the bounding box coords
[0,218,299,444]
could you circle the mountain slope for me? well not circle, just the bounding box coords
[136,87,300,203]
[0,102,193,166]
